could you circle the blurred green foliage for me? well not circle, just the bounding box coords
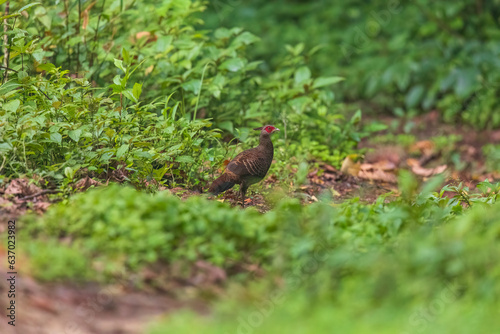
[19,178,500,331]
[204,0,500,128]
[21,176,500,281]
[147,186,500,333]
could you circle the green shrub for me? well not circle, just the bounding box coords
[147,201,500,334]
[1,0,366,187]
[21,176,499,282]
[22,184,277,278]
[24,239,93,282]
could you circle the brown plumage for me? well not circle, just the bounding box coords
[209,125,280,206]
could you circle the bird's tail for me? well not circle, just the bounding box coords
[208,173,235,194]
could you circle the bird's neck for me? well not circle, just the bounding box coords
[258,132,274,151]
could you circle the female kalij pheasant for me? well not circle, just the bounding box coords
[209,125,280,206]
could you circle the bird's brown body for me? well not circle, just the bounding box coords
[209,125,279,206]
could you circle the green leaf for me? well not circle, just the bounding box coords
[286,43,304,56]
[3,99,20,113]
[232,32,260,47]
[64,167,76,180]
[113,75,122,86]
[110,84,123,93]
[37,63,56,72]
[122,48,130,64]
[350,109,362,125]
[182,80,201,95]
[218,121,233,133]
[455,68,477,98]
[17,71,28,81]
[114,59,126,73]
[294,66,311,85]
[133,151,152,159]
[17,2,41,13]
[68,129,82,143]
[0,13,21,21]
[214,27,231,39]
[116,144,129,159]
[175,155,195,163]
[32,49,45,62]
[395,67,410,91]
[50,132,62,145]
[0,81,21,95]
[405,85,425,108]
[132,83,142,100]
[122,89,137,103]
[219,58,246,72]
[0,141,13,152]
[312,76,344,88]
[37,14,51,29]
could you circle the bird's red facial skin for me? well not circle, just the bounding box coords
[265,126,274,133]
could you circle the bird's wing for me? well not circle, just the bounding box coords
[226,148,267,177]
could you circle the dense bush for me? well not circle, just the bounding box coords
[22,184,276,279]
[204,0,500,128]
[1,0,369,187]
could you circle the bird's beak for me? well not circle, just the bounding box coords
[273,128,280,133]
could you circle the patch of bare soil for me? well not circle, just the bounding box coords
[0,255,236,333]
[0,275,208,334]
[359,112,500,188]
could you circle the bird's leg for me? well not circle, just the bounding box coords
[240,183,248,208]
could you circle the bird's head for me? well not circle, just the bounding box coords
[254,125,280,135]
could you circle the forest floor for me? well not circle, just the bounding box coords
[2,112,500,333]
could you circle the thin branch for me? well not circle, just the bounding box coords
[0,65,17,73]
[65,0,70,69]
[76,0,81,75]
[2,1,10,84]
[90,0,106,68]
[19,189,60,201]
[0,156,6,173]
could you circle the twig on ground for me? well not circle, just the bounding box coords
[19,189,60,201]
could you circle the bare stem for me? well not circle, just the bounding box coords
[2,1,10,84]
[76,0,81,75]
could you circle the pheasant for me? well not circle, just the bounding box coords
[208,125,280,206]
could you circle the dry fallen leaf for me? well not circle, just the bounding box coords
[131,31,158,44]
[323,164,337,174]
[365,146,403,166]
[341,155,361,176]
[74,176,101,191]
[411,164,447,177]
[5,178,41,197]
[358,166,398,183]
[368,160,397,171]
[410,140,435,156]
[82,9,89,30]
[330,188,341,197]
[145,65,154,76]
[33,201,51,214]
[81,1,96,30]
